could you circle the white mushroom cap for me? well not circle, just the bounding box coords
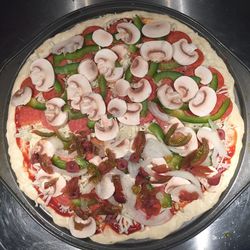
[157,84,183,110]
[116,22,141,44]
[45,98,68,127]
[130,56,149,78]
[189,86,217,116]
[118,103,142,125]
[94,115,119,141]
[51,35,83,55]
[174,76,199,102]
[173,39,198,66]
[11,86,32,106]
[107,98,127,117]
[113,79,130,97]
[127,78,152,102]
[66,74,92,110]
[169,127,198,156]
[33,137,64,157]
[30,58,55,92]
[95,174,115,199]
[94,48,118,64]
[92,29,113,47]
[69,216,96,238]
[197,127,214,149]
[111,44,128,60]
[78,59,98,82]
[105,67,124,82]
[80,93,106,121]
[140,41,173,62]
[105,138,130,158]
[194,66,213,85]
[142,21,171,38]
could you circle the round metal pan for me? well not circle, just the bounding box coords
[0,1,250,249]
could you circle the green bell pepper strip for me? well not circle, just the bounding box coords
[87,119,96,129]
[159,60,180,71]
[128,44,138,53]
[165,153,183,170]
[98,75,107,99]
[190,138,209,166]
[71,199,81,207]
[125,66,133,82]
[63,104,86,120]
[84,33,92,41]
[52,155,66,169]
[115,61,122,67]
[54,80,64,94]
[133,15,144,30]
[54,62,79,75]
[148,123,165,142]
[61,91,67,102]
[209,74,218,91]
[153,71,183,83]
[56,130,74,142]
[27,98,46,110]
[140,100,148,117]
[53,45,99,65]
[32,130,55,137]
[148,62,159,77]
[75,156,89,169]
[191,76,201,84]
[161,98,230,123]
[160,193,172,208]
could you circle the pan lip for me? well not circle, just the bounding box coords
[0,1,249,249]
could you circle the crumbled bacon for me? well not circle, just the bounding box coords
[135,167,150,186]
[64,177,80,199]
[129,131,146,163]
[44,177,58,189]
[116,158,128,173]
[32,153,53,174]
[112,175,126,203]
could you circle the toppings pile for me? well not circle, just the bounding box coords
[12,14,237,239]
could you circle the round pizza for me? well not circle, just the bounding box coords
[6,11,244,244]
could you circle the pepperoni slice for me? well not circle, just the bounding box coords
[166,31,192,44]
[210,94,233,119]
[68,118,89,133]
[209,67,225,89]
[106,18,131,34]
[20,77,38,97]
[179,190,199,202]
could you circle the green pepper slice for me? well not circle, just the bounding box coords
[191,76,201,84]
[159,60,180,71]
[32,130,55,137]
[153,71,183,83]
[87,119,96,129]
[53,45,99,65]
[165,153,183,170]
[190,138,209,166]
[133,15,143,30]
[52,155,66,169]
[128,44,138,53]
[63,104,86,120]
[27,98,46,110]
[160,193,172,208]
[209,74,218,91]
[125,66,133,82]
[148,62,159,77]
[161,98,230,123]
[54,80,64,94]
[148,123,165,142]
[140,100,148,117]
[75,156,89,169]
[98,75,107,99]
[54,63,79,75]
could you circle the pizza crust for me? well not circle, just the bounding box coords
[6,10,244,244]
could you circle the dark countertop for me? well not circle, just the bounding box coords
[1,1,250,249]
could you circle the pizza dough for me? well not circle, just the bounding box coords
[6,11,244,244]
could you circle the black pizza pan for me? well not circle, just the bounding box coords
[0,1,250,249]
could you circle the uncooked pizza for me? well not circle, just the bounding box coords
[6,11,244,244]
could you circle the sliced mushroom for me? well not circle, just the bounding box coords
[140,41,173,62]
[95,174,115,199]
[189,86,217,116]
[51,35,83,55]
[105,138,130,158]
[169,127,198,156]
[80,93,106,121]
[78,59,98,82]
[92,29,113,47]
[105,67,124,82]
[130,56,149,78]
[174,76,199,102]
[69,216,96,238]
[107,98,127,117]
[30,58,55,92]
[157,84,183,110]
[94,48,118,64]
[45,98,68,127]
[194,66,213,85]
[118,103,142,125]
[197,127,227,156]
[142,21,171,38]
[11,86,32,106]
[33,137,64,157]
[66,74,92,110]
[173,39,198,66]
[94,115,119,141]
[127,79,152,103]
[113,79,130,97]
[116,22,140,44]
[111,44,128,60]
